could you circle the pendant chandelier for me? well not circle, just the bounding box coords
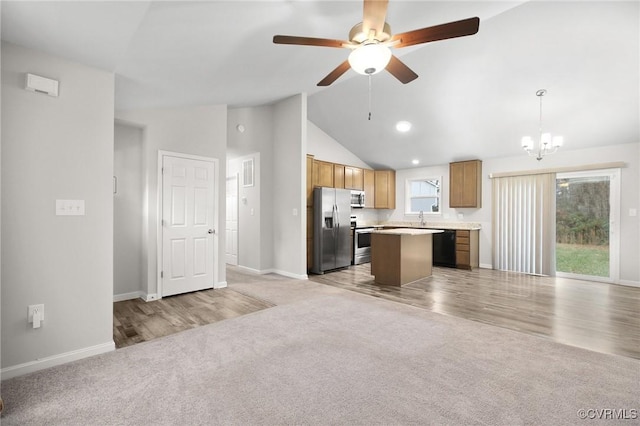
[521,89,563,161]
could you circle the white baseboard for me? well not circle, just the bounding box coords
[1,341,115,380]
[618,279,640,288]
[270,269,308,280]
[236,265,308,280]
[113,291,145,302]
[237,265,261,274]
[143,293,158,302]
[214,281,228,289]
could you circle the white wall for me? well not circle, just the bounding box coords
[228,153,262,271]
[115,106,228,298]
[227,105,274,272]
[307,121,371,169]
[306,120,383,226]
[390,142,640,284]
[272,94,307,278]
[1,2,5,375]
[1,42,115,376]
[113,122,144,299]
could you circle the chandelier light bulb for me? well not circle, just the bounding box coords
[521,89,563,161]
[552,136,564,147]
[348,43,392,75]
[521,136,534,150]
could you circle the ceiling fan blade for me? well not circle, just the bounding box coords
[273,35,350,48]
[391,17,480,48]
[317,60,352,86]
[362,0,389,39]
[386,55,418,84]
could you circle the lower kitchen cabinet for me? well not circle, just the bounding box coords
[455,229,479,270]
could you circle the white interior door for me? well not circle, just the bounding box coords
[162,155,215,297]
[225,174,238,265]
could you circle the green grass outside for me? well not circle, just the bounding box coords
[556,243,609,277]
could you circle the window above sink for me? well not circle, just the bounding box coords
[405,177,441,215]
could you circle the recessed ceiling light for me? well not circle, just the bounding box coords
[396,121,412,133]
[412,159,420,165]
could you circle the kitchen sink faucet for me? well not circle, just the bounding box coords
[418,210,425,226]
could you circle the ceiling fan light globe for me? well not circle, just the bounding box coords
[348,44,392,75]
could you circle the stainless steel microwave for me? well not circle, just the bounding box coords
[350,190,365,208]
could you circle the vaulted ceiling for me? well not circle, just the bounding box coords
[2,1,638,169]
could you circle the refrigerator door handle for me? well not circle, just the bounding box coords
[331,204,336,231]
[335,204,340,228]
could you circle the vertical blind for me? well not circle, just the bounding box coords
[492,173,556,276]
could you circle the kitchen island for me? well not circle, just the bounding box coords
[371,228,443,286]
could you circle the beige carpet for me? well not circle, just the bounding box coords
[2,277,639,425]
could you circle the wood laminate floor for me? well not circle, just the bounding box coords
[114,265,640,360]
[113,288,274,348]
[309,264,640,359]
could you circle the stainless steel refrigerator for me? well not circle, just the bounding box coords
[312,187,352,274]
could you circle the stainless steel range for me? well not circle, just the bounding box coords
[354,226,374,264]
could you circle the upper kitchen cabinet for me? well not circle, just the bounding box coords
[374,170,396,209]
[313,159,334,188]
[344,166,364,190]
[364,169,375,208]
[449,160,482,208]
[334,164,345,189]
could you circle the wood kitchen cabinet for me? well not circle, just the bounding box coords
[374,170,396,209]
[449,160,482,208]
[313,159,334,188]
[334,164,345,189]
[344,166,364,190]
[364,169,375,208]
[455,229,479,270]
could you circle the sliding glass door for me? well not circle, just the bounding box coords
[555,169,620,282]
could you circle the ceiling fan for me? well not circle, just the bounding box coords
[273,0,480,86]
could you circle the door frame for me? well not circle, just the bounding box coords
[225,173,239,266]
[156,150,220,299]
[555,168,620,283]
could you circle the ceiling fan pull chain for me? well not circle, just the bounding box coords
[368,74,372,120]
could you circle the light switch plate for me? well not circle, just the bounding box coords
[28,304,45,323]
[56,199,85,216]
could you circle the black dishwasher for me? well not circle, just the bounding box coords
[432,230,456,268]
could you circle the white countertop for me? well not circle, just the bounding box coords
[372,228,444,236]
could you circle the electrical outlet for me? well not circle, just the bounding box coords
[28,304,45,323]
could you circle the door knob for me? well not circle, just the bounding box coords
[208,229,215,234]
